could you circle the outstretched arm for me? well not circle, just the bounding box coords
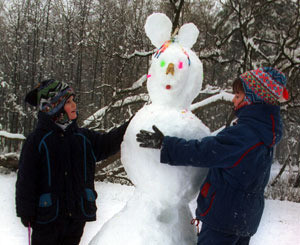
[88,119,132,162]
[160,126,261,168]
[137,124,260,169]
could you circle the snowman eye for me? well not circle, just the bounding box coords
[178,61,183,69]
[160,60,166,67]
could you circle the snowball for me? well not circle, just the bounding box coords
[147,43,203,109]
[90,106,209,245]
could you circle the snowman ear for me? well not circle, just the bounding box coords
[177,23,199,49]
[145,13,172,48]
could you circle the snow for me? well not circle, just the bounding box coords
[82,74,148,127]
[120,50,155,59]
[4,9,299,245]
[83,93,149,127]
[177,23,199,49]
[144,13,172,48]
[0,152,19,160]
[1,173,300,245]
[190,91,234,111]
[146,41,203,109]
[122,74,147,91]
[144,14,204,110]
[0,130,25,140]
[90,13,209,245]
[90,105,209,245]
[252,200,300,245]
[0,81,9,88]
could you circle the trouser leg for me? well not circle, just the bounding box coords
[197,223,251,245]
[236,235,250,245]
[32,222,60,245]
[61,219,86,245]
[31,218,86,245]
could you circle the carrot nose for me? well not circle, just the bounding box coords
[166,63,174,76]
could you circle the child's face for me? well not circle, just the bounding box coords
[64,96,77,120]
[232,90,245,109]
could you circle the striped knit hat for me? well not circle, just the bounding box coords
[240,67,289,105]
[25,79,75,123]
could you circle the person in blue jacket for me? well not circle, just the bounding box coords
[136,67,289,245]
[16,79,131,245]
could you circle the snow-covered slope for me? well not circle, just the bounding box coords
[0,173,299,244]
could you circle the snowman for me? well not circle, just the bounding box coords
[90,13,209,245]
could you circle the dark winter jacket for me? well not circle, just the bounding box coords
[160,104,283,236]
[16,112,129,224]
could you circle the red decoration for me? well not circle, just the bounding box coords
[166,85,171,90]
[283,87,289,100]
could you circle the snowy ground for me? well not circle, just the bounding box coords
[1,172,299,245]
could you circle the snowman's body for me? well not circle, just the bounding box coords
[90,13,210,245]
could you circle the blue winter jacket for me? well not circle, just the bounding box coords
[160,104,283,236]
[16,112,129,224]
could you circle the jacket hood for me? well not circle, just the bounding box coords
[236,104,283,146]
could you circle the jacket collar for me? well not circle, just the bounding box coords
[36,111,78,134]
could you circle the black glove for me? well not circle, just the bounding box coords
[136,125,164,149]
[21,216,34,227]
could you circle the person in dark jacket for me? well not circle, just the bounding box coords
[136,67,288,245]
[16,79,131,245]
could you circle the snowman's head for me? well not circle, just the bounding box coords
[145,13,203,109]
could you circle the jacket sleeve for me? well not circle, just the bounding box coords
[87,121,130,162]
[15,134,40,218]
[160,125,260,168]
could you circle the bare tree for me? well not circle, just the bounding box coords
[1,0,299,189]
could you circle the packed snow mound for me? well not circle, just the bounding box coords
[90,13,209,245]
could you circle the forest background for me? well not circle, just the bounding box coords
[0,0,299,202]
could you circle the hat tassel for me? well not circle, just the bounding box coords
[278,87,289,102]
[283,87,289,100]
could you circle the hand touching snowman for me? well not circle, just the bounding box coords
[137,125,164,149]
